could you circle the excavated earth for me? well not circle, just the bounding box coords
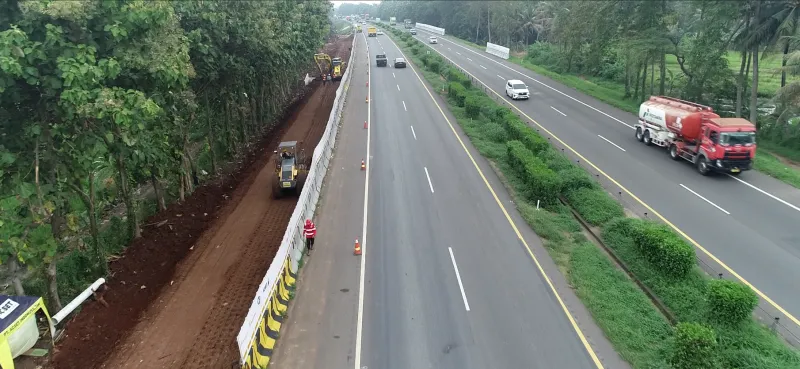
[47,34,354,369]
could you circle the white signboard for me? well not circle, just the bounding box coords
[415,23,445,36]
[0,299,19,319]
[486,42,510,60]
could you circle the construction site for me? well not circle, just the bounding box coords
[46,34,354,369]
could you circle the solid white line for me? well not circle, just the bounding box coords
[355,32,370,369]
[402,100,407,111]
[393,72,396,78]
[448,247,471,311]
[416,29,635,129]
[410,125,417,140]
[480,65,487,69]
[680,184,730,215]
[424,167,435,193]
[497,74,504,80]
[550,106,567,116]
[397,84,400,91]
[597,135,626,152]
[727,175,800,213]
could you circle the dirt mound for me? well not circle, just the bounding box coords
[47,35,354,369]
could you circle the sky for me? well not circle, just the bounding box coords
[331,1,381,7]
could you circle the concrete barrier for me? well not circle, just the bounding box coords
[486,42,510,60]
[415,23,445,36]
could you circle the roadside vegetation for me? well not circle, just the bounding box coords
[0,1,331,313]
[372,0,800,189]
[383,23,800,369]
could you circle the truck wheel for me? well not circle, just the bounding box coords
[635,127,644,142]
[669,145,681,161]
[642,130,652,146]
[696,156,711,176]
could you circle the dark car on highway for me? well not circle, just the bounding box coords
[376,53,387,67]
[394,57,406,68]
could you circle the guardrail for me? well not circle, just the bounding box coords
[235,34,357,368]
[486,42,510,60]
[415,22,445,36]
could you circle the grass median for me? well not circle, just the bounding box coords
[382,25,800,369]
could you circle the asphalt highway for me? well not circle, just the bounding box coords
[408,26,800,335]
[358,32,627,369]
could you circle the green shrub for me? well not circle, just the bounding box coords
[492,106,512,122]
[448,82,467,106]
[628,220,696,278]
[670,322,718,369]
[506,140,562,205]
[446,67,463,82]
[465,95,481,118]
[565,187,624,226]
[481,122,508,142]
[539,148,574,171]
[502,116,550,154]
[429,60,441,73]
[706,279,758,325]
[559,166,597,192]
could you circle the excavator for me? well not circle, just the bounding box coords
[313,53,345,81]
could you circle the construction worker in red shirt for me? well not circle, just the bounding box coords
[303,219,317,256]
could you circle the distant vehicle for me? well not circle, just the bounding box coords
[376,53,387,67]
[505,79,529,100]
[636,96,756,175]
[367,26,377,37]
[390,16,397,25]
[377,30,384,35]
[394,57,406,68]
[410,28,416,35]
[429,36,438,44]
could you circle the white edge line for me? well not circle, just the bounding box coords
[550,106,567,117]
[448,247,471,311]
[424,167,435,193]
[727,175,800,213]
[416,29,634,129]
[597,135,626,152]
[410,125,417,140]
[355,32,370,369]
[402,100,407,111]
[680,184,730,215]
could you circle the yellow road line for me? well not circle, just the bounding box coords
[383,35,606,369]
[416,35,800,328]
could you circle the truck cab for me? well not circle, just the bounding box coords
[690,118,756,175]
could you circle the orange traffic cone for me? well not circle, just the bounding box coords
[354,238,362,255]
[363,120,368,129]
[360,159,366,170]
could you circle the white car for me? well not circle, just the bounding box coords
[505,79,530,100]
[429,36,438,44]
[377,30,384,35]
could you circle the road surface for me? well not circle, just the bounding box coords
[409,26,800,340]
[272,30,632,369]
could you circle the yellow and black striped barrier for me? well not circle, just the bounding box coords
[241,260,297,369]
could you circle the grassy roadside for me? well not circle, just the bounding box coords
[383,24,800,369]
[443,35,800,189]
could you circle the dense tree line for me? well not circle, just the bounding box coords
[378,0,800,151]
[0,0,330,312]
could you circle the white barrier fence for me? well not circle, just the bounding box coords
[486,42,510,60]
[236,34,357,364]
[415,22,445,36]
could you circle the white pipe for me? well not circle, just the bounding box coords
[52,278,106,325]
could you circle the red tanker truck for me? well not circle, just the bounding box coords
[635,96,757,176]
